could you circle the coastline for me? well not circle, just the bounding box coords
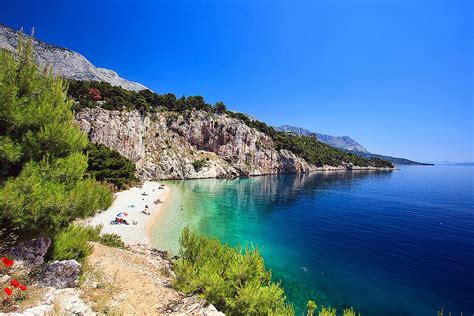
[84,181,171,246]
[145,184,172,237]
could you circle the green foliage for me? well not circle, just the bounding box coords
[174,228,294,315]
[98,233,126,249]
[307,300,317,316]
[68,80,225,114]
[53,225,125,262]
[0,34,113,235]
[214,101,227,114]
[85,143,137,190]
[52,225,101,262]
[191,157,209,172]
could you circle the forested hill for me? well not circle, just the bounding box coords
[276,125,369,153]
[69,80,393,180]
[275,125,430,165]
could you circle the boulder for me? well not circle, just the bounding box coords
[7,236,51,268]
[40,260,81,289]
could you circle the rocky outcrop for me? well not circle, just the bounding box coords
[6,237,51,269]
[0,24,146,92]
[7,288,94,316]
[76,108,321,180]
[40,260,82,289]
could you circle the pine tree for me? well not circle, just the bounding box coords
[0,32,112,235]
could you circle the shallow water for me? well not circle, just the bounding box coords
[150,166,474,315]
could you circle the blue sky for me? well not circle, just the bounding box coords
[1,0,472,162]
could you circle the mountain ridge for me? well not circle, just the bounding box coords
[276,124,429,165]
[0,24,394,177]
[275,125,369,153]
[0,24,147,91]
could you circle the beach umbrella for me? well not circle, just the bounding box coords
[116,212,128,218]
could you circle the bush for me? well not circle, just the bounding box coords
[52,225,101,262]
[191,158,208,172]
[173,228,294,315]
[85,143,137,190]
[53,225,126,262]
[99,233,125,249]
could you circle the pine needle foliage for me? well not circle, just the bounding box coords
[174,228,294,315]
[0,33,112,235]
[52,224,125,262]
[85,142,137,190]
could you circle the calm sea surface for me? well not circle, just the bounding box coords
[150,166,474,315]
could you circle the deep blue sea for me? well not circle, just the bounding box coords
[150,166,474,315]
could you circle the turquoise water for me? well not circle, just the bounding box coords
[149,166,474,315]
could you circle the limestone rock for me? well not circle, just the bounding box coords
[7,236,51,268]
[76,108,320,180]
[40,260,81,289]
[0,24,146,92]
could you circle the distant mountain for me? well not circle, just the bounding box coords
[429,161,474,166]
[276,125,369,153]
[0,24,146,91]
[275,125,430,165]
[348,151,433,166]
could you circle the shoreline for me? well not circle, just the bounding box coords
[145,184,172,238]
[84,181,172,246]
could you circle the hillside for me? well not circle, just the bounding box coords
[72,80,393,180]
[276,125,369,153]
[276,125,428,165]
[349,151,434,166]
[0,24,146,91]
[0,26,394,178]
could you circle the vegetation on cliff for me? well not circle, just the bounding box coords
[85,143,137,190]
[0,36,113,236]
[67,80,393,169]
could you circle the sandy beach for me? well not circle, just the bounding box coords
[85,181,171,246]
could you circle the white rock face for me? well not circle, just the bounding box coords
[0,24,147,92]
[76,108,321,180]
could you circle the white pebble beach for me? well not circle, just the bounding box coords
[85,181,171,246]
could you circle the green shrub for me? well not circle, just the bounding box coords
[85,143,137,190]
[191,158,208,172]
[52,225,101,262]
[99,233,125,249]
[173,228,294,315]
[53,225,126,262]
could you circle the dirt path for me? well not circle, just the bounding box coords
[80,242,222,315]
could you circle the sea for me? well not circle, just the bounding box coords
[149,165,474,315]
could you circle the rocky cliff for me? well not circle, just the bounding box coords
[76,108,391,180]
[0,24,146,91]
[76,108,324,180]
